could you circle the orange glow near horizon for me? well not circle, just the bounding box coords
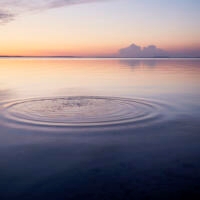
[1,43,200,57]
[0,40,121,56]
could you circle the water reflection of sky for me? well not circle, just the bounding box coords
[0,59,199,100]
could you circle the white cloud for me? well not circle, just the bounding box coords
[0,0,109,24]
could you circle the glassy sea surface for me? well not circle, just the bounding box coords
[0,58,200,199]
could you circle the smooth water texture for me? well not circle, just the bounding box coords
[0,59,200,199]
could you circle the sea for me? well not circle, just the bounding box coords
[0,58,200,199]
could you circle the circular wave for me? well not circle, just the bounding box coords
[0,96,167,130]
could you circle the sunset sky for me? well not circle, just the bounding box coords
[0,0,200,57]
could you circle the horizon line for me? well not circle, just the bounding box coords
[0,55,200,59]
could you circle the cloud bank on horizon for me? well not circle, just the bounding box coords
[117,44,200,58]
[0,0,108,24]
[117,44,169,58]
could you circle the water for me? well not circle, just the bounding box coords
[0,58,200,199]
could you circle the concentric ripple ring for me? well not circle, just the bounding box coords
[0,96,166,129]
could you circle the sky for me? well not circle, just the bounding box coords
[0,0,200,57]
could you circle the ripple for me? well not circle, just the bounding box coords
[0,96,168,131]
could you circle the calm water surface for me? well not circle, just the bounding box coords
[0,58,200,199]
